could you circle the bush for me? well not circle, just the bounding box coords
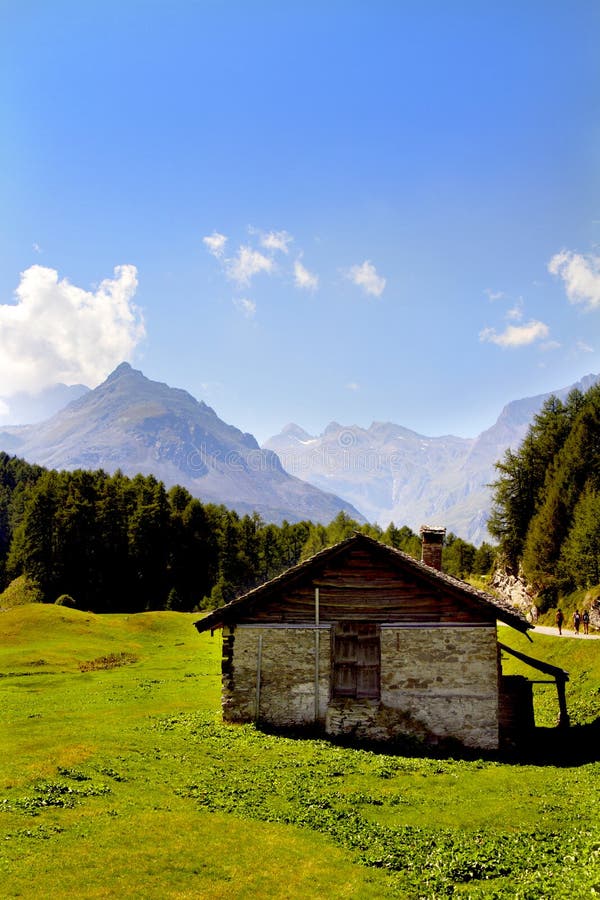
[0,575,44,609]
[55,594,76,608]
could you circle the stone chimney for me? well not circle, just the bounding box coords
[420,525,446,571]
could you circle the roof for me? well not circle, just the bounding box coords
[195,532,531,634]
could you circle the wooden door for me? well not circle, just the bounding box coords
[333,622,380,699]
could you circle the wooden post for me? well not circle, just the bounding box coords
[314,588,320,722]
[255,633,263,722]
[556,677,570,728]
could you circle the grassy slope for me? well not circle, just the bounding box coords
[499,624,600,726]
[0,606,598,899]
[1,607,387,899]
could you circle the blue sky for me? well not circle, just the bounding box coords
[1,1,599,441]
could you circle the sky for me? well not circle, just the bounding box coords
[1,0,599,442]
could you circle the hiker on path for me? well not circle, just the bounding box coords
[582,610,590,635]
[556,609,564,635]
[573,610,581,634]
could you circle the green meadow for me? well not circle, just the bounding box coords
[1,606,599,899]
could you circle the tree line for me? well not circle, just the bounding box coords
[0,452,491,613]
[489,382,600,606]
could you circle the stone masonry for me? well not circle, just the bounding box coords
[222,625,331,726]
[379,626,499,748]
[222,624,500,749]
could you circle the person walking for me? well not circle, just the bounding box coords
[555,608,564,635]
[582,609,590,635]
[573,610,581,634]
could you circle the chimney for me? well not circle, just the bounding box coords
[420,525,446,571]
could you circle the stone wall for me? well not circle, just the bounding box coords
[379,626,500,749]
[221,624,500,750]
[222,625,331,726]
[499,675,534,747]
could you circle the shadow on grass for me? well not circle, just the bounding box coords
[255,719,600,767]
[510,720,600,766]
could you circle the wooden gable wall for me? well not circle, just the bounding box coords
[234,545,496,626]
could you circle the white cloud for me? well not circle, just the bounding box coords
[540,340,561,352]
[227,245,274,286]
[346,381,360,392]
[294,259,319,291]
[0,398,10,417]
[506,300,524,322]
[548,249,600,310]
[0,264,145,395]
[484,288,505,302]
[347,260,386,297]
[577,340,594,353]
[32,242,42,254]
[233,297,256,318]
[479,320,550,348]
[259,230,293,254]
[203,232,228,258]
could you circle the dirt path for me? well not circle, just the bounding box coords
[532,624,600,639]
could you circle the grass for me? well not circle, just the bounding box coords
[1,605,599,899]
[499,624,600,727]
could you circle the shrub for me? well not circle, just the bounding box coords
[0,575,44,609]
[55,594,76,608]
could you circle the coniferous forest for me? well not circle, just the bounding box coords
[0,452,492,614]
[489,382,600,606]
[2,380,599,615]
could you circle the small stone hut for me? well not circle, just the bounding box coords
[196,530,547,750]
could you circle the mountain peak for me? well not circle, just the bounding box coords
[281,423,313,440]
[0,363,364,526]
[104,361,140,383]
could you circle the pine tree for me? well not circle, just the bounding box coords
[521,386,600,587]
[8,471,61,599]
[559,487,600,588]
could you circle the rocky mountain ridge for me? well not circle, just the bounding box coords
[264,374,600,544]
[0,363,364,526]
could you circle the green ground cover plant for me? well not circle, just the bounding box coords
[1,605,599,899]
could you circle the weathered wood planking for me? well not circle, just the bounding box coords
[197,533,530,635]
[237,546,496,625]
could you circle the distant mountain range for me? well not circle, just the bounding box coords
[0,383,90,426]
[0,364,364,525]
[1,365,597,542]
[264,374,600,544]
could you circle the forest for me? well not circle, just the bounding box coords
[489,381,600,607]
[2,379,598,615]
[0,453,491,613]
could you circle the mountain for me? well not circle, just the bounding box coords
[264,374,600,544]
[0,383,90,425]
[0,363,364,525]
[2,366,596,541]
